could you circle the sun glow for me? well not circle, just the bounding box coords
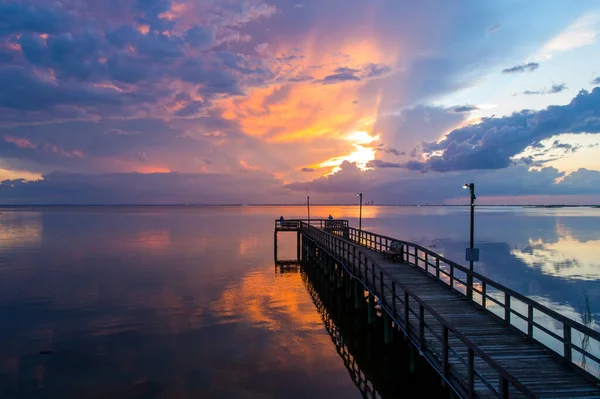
[314,131,380,173]
[346,130,380,145]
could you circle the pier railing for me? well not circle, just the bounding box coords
[275,218,349,231]
[299,222,600,398]
[342,226,600,381]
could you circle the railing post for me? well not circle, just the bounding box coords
[371,263,375,289]
[425,252,428,274]
[392,281,397,318]
[505,293,511,325]
[450,263,454,288]
[414,247,418,265]
[380,271,384,306]
[468,348,475,399]
[564,324,572,363]
[499,374,509,399]
[482,281,486,308]
[528,305,533,338]
[419,305,425,348]
[442,326,449,378]
[404,292,409,332]
[436,258,440,279]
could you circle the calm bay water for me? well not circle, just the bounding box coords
[1,205,599,397]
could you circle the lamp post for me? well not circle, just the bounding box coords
[463,183,476,300]
[357,192,363,231]
[307,196,310,225]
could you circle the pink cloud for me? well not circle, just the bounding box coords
[4,135,38,149]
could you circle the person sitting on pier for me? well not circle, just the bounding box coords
[279,215,284,228]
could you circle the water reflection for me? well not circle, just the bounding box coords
[1,205,600,397]
[512,234,600,281]
[0,207,365,398]
[301,263,449,398]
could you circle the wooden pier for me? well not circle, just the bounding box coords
[274,219,600,399]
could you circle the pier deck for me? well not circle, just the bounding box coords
[275,219,600,398]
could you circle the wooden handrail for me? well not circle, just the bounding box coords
[299,222,535,398]
[344,226,600,341]
[299,221,600,398]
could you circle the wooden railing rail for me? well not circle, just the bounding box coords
[299,222,600,398]
[338,226,600,380]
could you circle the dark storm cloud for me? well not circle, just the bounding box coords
[301,167,314,172]
[591,77,600,85]
[409,88,600,172]
[502,62,539,74]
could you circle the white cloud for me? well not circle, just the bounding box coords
[541,12,600,57]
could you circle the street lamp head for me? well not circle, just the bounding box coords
[357,192,362,197]
[463,184,469,189]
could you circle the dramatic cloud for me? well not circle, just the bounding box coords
[286,160,600,204]
[502,62,540,74]
[0,1,599,204]
[409,88,600,172]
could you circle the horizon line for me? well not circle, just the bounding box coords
[1,204,599,207]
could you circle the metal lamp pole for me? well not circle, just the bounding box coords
[307,196,310,225]
[463,183,475,300]
[357,192,363,231]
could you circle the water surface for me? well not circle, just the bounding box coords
[1,205,599,397]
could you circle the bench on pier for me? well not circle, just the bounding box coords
[383,241,403,261]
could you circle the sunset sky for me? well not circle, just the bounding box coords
[1,0,600,204]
